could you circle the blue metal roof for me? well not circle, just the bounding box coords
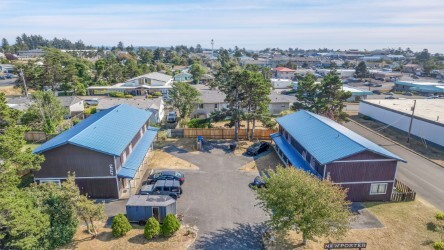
[117,127,159,179]
[271,133,321,178]
[275,110,405,164]
[33,104,153,156]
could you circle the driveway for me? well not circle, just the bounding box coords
[344,122,444,210]
[164,140,268,250]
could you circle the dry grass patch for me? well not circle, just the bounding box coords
[148,150,199,170]
[211,120,269,130]
[0,85,22,96]
[240,150,281,173]
[268,199,440,249]
[64,222,197,250]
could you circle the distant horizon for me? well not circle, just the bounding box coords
[2,0,443,53]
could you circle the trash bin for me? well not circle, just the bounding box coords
[229,141,237,150]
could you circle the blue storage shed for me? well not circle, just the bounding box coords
[126,195,176,223]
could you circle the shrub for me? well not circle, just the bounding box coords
[111,214,132,237]
[187,118,211,128]
[434,241,444,250]
[124,94,133,98]
[147,94,153,98]
[109,91,126,98]
[84,107,96,115]
[72,117,80,125]
[152,91,162,97]
[161,214,180,237]
[144,217,161,240]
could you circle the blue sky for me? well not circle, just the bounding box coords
[1,0,443,52]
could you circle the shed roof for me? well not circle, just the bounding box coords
[33,104,152,156]
[96,97,162,111]
[57,96,83,107]
[275,110,405,164]
[126,195,176,207]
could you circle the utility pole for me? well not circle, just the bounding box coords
[211,39,214,58]
[19,68,29,98]
[407,100,416,143]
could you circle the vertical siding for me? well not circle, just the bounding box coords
[341,182,393,202]
[35,144,115,178]
[326,159,397,183]
[75,178,118,199]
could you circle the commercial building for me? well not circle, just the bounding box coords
[271,110,405,202]
[342,86,372,102]
[359,99,444,148]
[33,104,158,199]
[394,81,444,95]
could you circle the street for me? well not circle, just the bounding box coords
[343,121,444,210]
[0,78,16,87]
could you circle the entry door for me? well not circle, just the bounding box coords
[152,207,160,221]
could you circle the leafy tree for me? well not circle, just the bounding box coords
[30,181,79,249]
[144,217,161,239]
[189,62,207,83]
[76,195,106,237]
[117,41,124,51]
[111,214,132,237]
[161,214,180,237]
[1,38,9,52]
[294,72,351,122]
[355,61,368,79]
[169,82,201,120]
[195,44,203,53]
[21,91,67,133]
[0,93,21,129]
[0,189,51,250]
[255,166,351,245]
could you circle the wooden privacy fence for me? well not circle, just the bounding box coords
[24,131,58,143]
[182,128,277,140]
[391,179,416,202]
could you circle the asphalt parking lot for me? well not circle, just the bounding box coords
[163,140,268,250]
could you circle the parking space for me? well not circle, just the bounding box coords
[165,140,269,249]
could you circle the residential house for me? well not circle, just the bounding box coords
[87,72,173,99]
[173,65,189,72]
[17,49,45,58]
[57,96,84,117]
[190,85,297,118]
[96,97,164,124]
[6,96,33,111]
[174,72,193,82]
[271,110,405,201]
[271,79,294,89]
[0,64,14,73]
[272,67,296,80]
[33,104,158,199]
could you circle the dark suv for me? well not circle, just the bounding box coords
[140,180,182,199]
[147,170,185,185]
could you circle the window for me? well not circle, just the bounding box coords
[309,156,315,168]
[302,151,307,160]
[214,104,218,109]
[198,104,204,109]
[370,183,388,195]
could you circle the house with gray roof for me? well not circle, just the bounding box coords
[57,96,84,117]
[33,104,158,199]
[190,85,297,118]
[271,110,405,201]
[95,97,164,123]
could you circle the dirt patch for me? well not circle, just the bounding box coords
[233,140,255,156]
[148,150,199,170]
[240,150,281,173]
[351,115,444,166]
[266,199,440,249]
[65,222,197,250]
[211,120,270,130]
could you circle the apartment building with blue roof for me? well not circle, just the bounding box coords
[33,104,158,199]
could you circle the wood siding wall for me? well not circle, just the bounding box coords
[341,182,393,202]
[35,144,116,178]
[76,178,119,199]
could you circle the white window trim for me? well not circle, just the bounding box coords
[370,183,388,195]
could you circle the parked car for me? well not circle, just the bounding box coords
[403,92,413,96]
[373,84,382,87]
[427,95,438,99]
[249,171,270,188]
[384,92,394,95]
[411,75,419,79]
[363,82,373,86]
[0,75,5,80]
[140,180,182,199]
[372,90,381,95]
[246,141,271,156]
[438,80,444,83]
[147,170,185,185]
[167,112,177,123]
[385,96,397,99]
[5,73,15,79]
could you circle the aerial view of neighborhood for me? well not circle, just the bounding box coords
[1,0,444,249]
